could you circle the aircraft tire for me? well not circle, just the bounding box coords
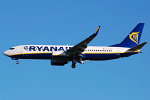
[72,64,76,68]
[16,61,19,64]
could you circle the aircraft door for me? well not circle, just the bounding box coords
[18,47,23,56]
[117,49,120,56]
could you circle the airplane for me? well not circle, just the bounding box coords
[3,23,147,68]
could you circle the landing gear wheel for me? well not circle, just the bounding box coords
[16,60,19,64]
[72,58,76,68]
[72,63,76,68]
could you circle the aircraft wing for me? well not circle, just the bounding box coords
[65,26,100,56]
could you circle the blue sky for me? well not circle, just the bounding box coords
[0,0,150,100]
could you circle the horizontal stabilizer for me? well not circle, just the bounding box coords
[128,42,147,51]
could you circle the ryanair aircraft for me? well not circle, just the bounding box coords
[3,23,147,68]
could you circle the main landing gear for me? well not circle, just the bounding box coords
[71,58,84,68]
[71,59,77,68]
[72,63,76,68]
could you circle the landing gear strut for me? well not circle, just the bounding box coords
[71,59,76,68]
[16,60,19,64]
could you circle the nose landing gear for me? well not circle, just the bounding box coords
[16,60,19,64]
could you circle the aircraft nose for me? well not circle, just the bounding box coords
[3,50,9,56]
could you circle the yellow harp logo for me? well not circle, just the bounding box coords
[129,32,139,44]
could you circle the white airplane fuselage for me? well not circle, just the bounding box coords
[4,45,138,61]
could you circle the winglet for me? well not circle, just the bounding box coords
[93,26,100,36]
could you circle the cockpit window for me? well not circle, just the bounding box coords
[10,48,15,50]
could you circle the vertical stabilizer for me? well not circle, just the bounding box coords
[110,23,144,48]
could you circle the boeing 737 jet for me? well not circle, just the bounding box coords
[3,23,147,68]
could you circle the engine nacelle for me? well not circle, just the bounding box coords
[51,59,68,66]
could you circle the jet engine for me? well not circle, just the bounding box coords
[51,59,68,66]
